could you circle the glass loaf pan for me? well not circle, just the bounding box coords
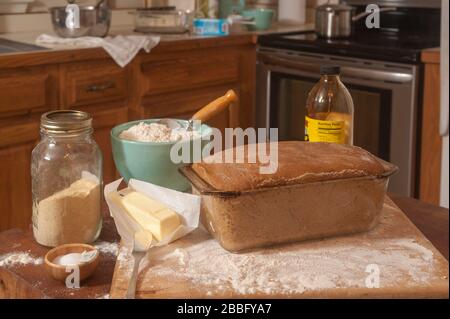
[179,142,398,253]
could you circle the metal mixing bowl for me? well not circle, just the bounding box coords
[49,6,111,38]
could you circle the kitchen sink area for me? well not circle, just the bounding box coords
[0,37,47,54]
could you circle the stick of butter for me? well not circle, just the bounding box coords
[107,191,155,249]
[134,230,153,251]
[120,191,181,242]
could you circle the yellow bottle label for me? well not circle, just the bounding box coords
[305,116,345,144]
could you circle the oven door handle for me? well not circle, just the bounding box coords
[260,54,414,84]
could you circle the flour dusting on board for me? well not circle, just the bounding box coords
[0,251,43,267]
[94,241,119,256]
[139,230,438,296]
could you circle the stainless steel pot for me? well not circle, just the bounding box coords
[315,3,396,38]
[50,4,111,38]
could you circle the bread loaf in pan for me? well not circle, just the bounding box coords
[180,141,398,252]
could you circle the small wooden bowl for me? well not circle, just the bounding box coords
[44,244,100,282]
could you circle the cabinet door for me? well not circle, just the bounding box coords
[140,85,240,132]
[136,44,255,129]
[0,121,40,231]
[0,65,58,231]
[419,51,442,204]
[91,108,128,184]
[60,60,130,184]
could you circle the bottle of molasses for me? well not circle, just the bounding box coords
[305,65,354,145]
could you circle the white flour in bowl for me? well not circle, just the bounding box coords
[119,122,200,143]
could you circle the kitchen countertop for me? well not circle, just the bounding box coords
[0,195,448,299]
[0,23,313,67]
[0,24,313,62]
[422,47,441,63]
[0,23,313,48]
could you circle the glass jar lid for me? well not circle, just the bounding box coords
[41,110,93,136]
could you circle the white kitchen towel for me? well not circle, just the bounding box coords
[36,34,160,67]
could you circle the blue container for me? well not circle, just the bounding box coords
[193,19,229,36]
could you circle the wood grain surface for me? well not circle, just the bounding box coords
[0,35,257,232]
[0,196,448,299]
[0,213,119,299]
[419,48,442,205]
[110,197,449,299]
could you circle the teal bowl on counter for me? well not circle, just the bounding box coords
[242,9,274,31]
[111,119,213,192]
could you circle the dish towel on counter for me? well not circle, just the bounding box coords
[36,34,160,67]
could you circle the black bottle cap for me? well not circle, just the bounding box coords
[320,65,341,75]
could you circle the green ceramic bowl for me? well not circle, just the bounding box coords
[111,119,212,192]
[242,9,274,31]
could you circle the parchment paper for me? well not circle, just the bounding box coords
[104,178,201,250]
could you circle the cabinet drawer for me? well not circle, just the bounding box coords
[0,66,58,119]
[63,60,128,108]
[0,120,40,149]
[141,50,239,96]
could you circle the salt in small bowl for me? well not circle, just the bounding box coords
[44,243,100,282]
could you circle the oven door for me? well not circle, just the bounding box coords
[256,49,419,197]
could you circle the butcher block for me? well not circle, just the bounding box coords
[110,197,449,298]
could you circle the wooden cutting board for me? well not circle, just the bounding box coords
[0,218,120,299]
[110,198,449,299]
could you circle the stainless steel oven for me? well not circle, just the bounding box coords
[256,47,420,196]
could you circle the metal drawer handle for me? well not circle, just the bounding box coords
[260,53,413,84]
[86,81,115,92]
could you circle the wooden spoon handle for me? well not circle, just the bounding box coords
[191,90,238,123]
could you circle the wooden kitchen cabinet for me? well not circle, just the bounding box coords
[59,60,131,184]
[0,65,59,232]
[0,66,58,119]
[138,85,241,132]
[0,121,40,232]
[132,42,255,131]
[90,107,128,183]
[59,59,129,109]
[419,49,442,205]
[0,35,257,231]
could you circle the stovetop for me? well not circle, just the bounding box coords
[258,31,440,64]
[259,5,441,64]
